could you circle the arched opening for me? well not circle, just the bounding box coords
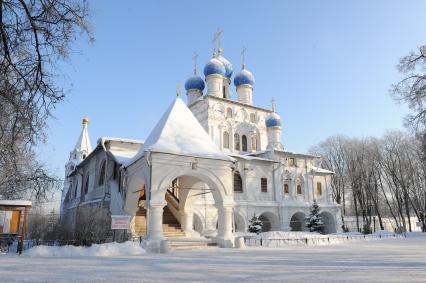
[98,160,106,186]
[259,214,271,232]
[223,131,230,149]
[242,135,248,152]
[226,108,233,118]
[234,134,240,151]
[320,211,337,234]
[134,184,147,237]
[193,212,204,235]
[233,211,246,232]
[154,172,232,243]
[259,212,279,232]
[83,175,90,195]
[233,172,243,193]
[290,212,306,231]
[251,134,258,151]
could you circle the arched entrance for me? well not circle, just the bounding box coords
[259,212,279,232]
[320,211,337,234]
[290,212,306,231]
[193,212,204,235]
[233,211,246,232]
[147,168,235,249]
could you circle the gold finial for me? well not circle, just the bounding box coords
[218,47,223,55]
[82,116,89,125]
[271,98,276,112]
[241,46,247,69]
[176,81,181,97]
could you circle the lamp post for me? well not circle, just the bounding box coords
[373,216,376,233]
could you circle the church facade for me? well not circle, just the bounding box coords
[61,46,341,250]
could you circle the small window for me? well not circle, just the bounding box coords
[316,182,322,196]
[297,184,302,195]
[226,108,233,118]
[261,178,268,193]
[84,175,90,195]
[289,158,296,167]
[223,131,230,149]
[251,135,258,151]
[223,86,226,98]
[234,172,243,193]
[234,134,240,151]
[113,162,118,180]
[284,184,289,194]
[250,113,256,123]
[242,135,248,152]
[74,181,78,199]
[98,160,106,186]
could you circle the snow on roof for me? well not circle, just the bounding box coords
[98,137,144,145]
[109,149,139,165]
[229,153,275,163]
[0,200,32,207]
[126,98,234,166]
[311,166,334,174]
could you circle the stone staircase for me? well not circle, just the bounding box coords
[162,206,185,239]
[169,239,218,250]
[134,206,185,239]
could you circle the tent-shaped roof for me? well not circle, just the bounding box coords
[126,97,234,166]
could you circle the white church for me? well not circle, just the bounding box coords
[61,43,341,250]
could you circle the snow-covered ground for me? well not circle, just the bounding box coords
[25,241,145,257]
[1,236,425,282]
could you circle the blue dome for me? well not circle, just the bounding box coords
[204,58,226,77]
[234,68,255,87]
[265,112,282,128]
[217,55,233,78]
[185,75,205,91]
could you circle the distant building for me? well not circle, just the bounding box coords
[61,46,341,250]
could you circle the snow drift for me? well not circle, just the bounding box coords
[25,241,145,257]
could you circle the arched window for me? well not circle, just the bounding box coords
[233,172,243,193]
[98,160,106,186]
[297,184,302,195]
[316,182,322,196]
[74,181,78,199]
[223,131,230,149]
[226,108,233,118]
[284,184,289,194]
[250,113,256,123]
[223,86,226,98]
[234,133,240,151]
[251,135,258,151]
[261,178,268,193]
[84,175,90,195]
[242,135,248,152]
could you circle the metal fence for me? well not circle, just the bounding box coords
[244,233,405,248]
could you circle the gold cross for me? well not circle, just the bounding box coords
[192,51,198,75]
[176,81,181,97]
[241,46,247,68]
[271,97,276,112]
[212,28,224,54]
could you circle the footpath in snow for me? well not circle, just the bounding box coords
[0,234,425,283]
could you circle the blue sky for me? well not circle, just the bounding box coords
[40,0,426,179]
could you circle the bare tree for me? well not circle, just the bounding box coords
[0,0,91,199]
[391,45,426,132]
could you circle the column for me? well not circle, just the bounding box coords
[217,205,234,248]
[181,210,197,237]
[147,204,164,241]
